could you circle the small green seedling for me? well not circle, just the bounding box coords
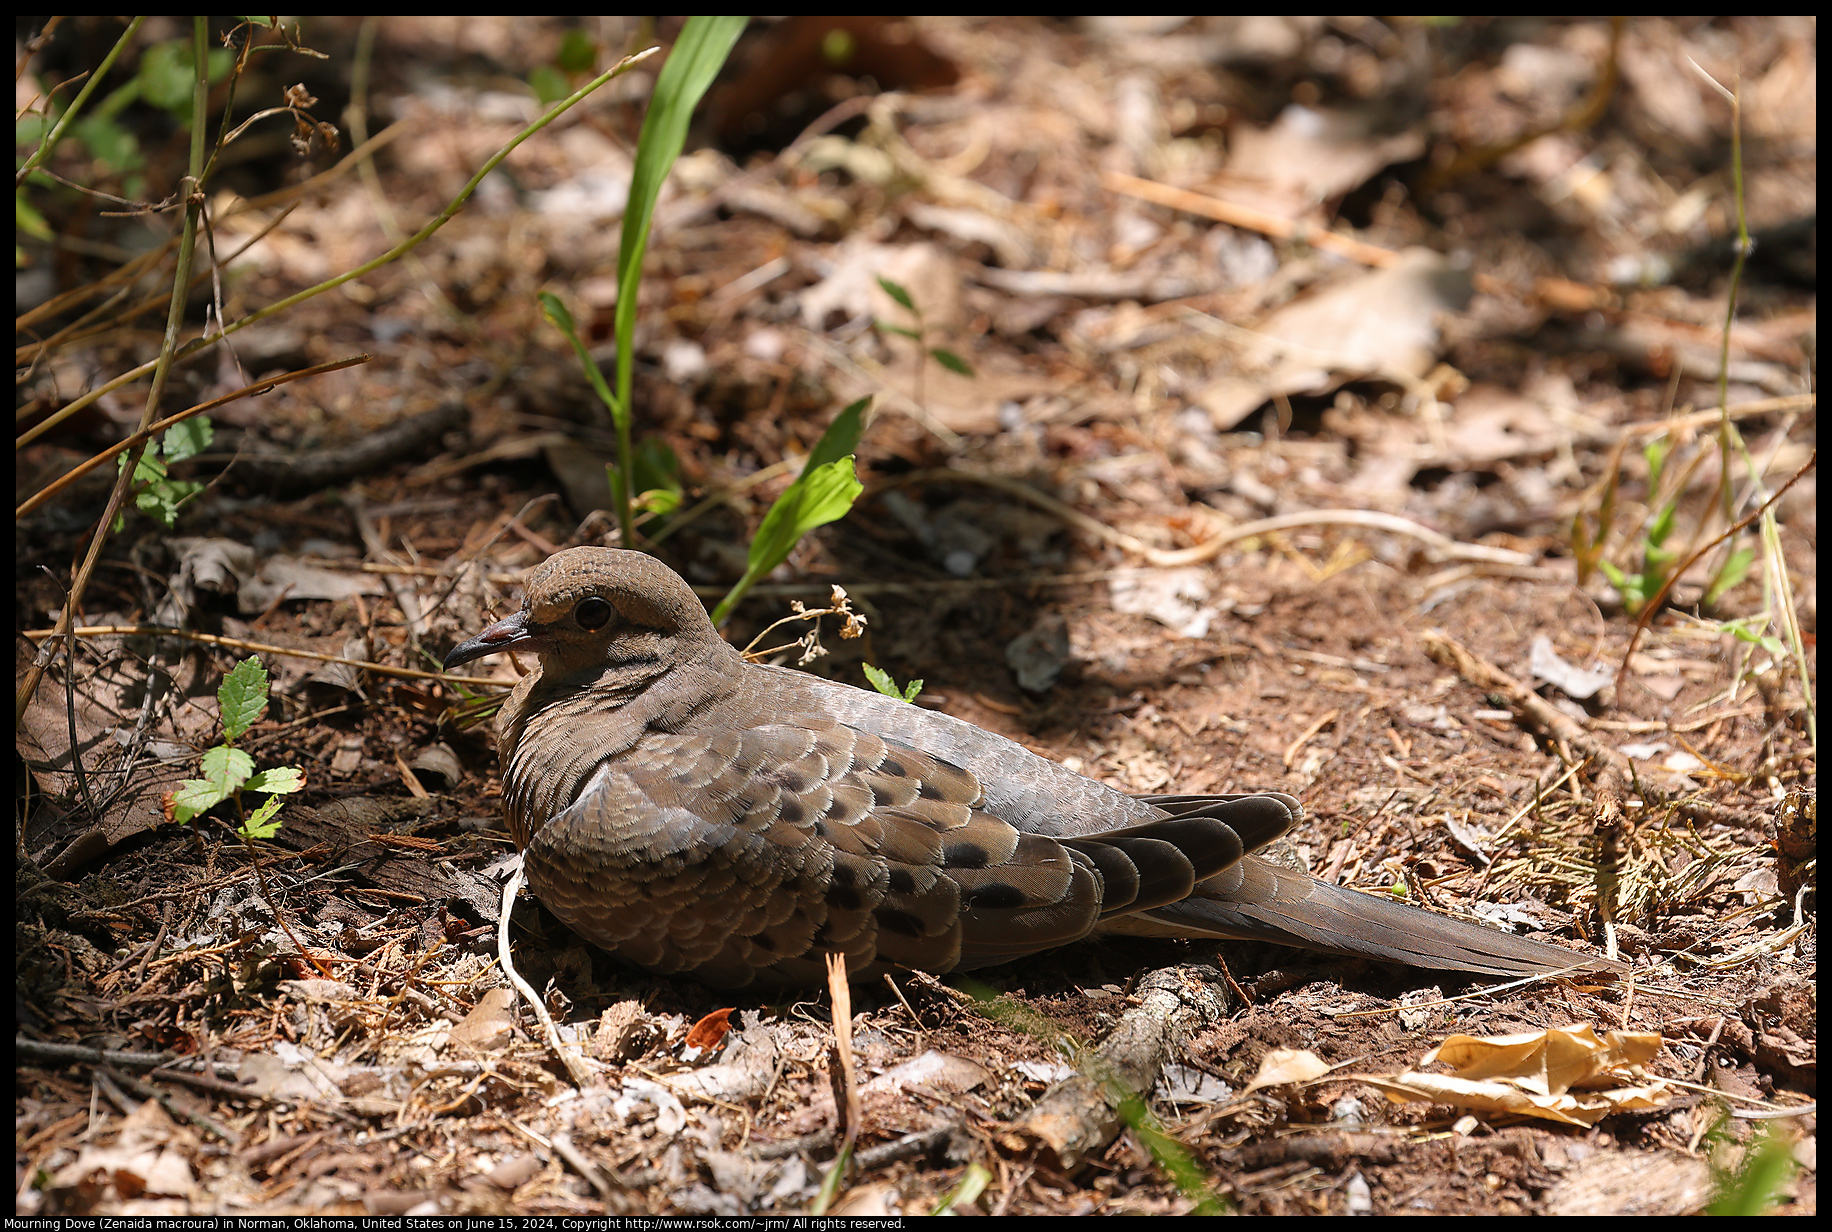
[876,274,974,378]
[539,16,747,548]
[862,663,922,703]
[710,397,870,626]
[115,416,212,530]
[166,656,304,840]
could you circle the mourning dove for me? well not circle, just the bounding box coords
[444,548,1619,989]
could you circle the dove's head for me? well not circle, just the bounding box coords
[443,548,723,685]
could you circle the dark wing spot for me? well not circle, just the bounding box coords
[827,885,864,912]
[880,757,907,777]
[917,778,949,800]
[778,797,806,824]
[962,883,1026,909]
[888,868,916,894]
[829,863,857,887]
[875,908,927,937]
[943,842,989,869]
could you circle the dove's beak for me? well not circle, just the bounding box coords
[443,611,536,671]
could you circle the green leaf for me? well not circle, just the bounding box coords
[219,657,270,742]
[239,795,286,840]
[17,111,56,150]
[16,190,52,242]
[138,40,194,113]
[1720,618,1785,656]
[169,778,226,824]
[636,488,682,515]
[557,30,598,74]
[135,40,227,122]
[162,415,213,464]
[931,1163,991,1215]
[1643,438,1668,490]
[537,290,577,333]
[542,289,623,426]
[633,436,682,495]
[879,322,921,340]
[1645,501,1677,550]
[1709,1126,1796,1216]
[712,455,863,626]
[134,475,202,528]
[529,64,570,106]
[875,275,915,312]
[245,766,305,796]
[1706,547,1756,605]
[200,745,256,797]
[614,16,748,389]
[863,663,923,702]
[805,398,869,474]
[751,457,861,572]
[929,347,974,376]
[1113,1092,1229,1215]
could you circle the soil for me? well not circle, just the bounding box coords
[16,16,1815,1218]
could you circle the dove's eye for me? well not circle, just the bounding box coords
[575,596,613,631]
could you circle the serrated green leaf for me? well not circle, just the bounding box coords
[863,663,923,702]
[169,778,225,824]
[930,347,974,376]
[200,745,255,795]
[875,275,915,312]
[128,450,167,482]
[240,795,285,840]
[134,476,202,528]
[162,415,213,464]
[246,766,305,795]
[219,657,270,741]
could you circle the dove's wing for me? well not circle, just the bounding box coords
[520,717,1289,987]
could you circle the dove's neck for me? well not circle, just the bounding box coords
[497,636,743,846]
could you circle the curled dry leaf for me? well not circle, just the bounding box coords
[1358,1025,1670,1127]
[682,1006,737,1057]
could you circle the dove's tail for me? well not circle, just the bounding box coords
[1132,857,1624,978]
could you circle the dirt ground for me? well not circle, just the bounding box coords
[16,16,1816,1217]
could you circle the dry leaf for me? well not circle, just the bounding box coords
[1358,1025,1670,1127]
[1243,1046,1333,1094]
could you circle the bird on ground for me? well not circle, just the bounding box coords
[444,547,1620,989]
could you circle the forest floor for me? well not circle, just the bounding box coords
[17,16,1815,1217]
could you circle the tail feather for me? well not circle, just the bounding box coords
[1122,858,1622,978]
